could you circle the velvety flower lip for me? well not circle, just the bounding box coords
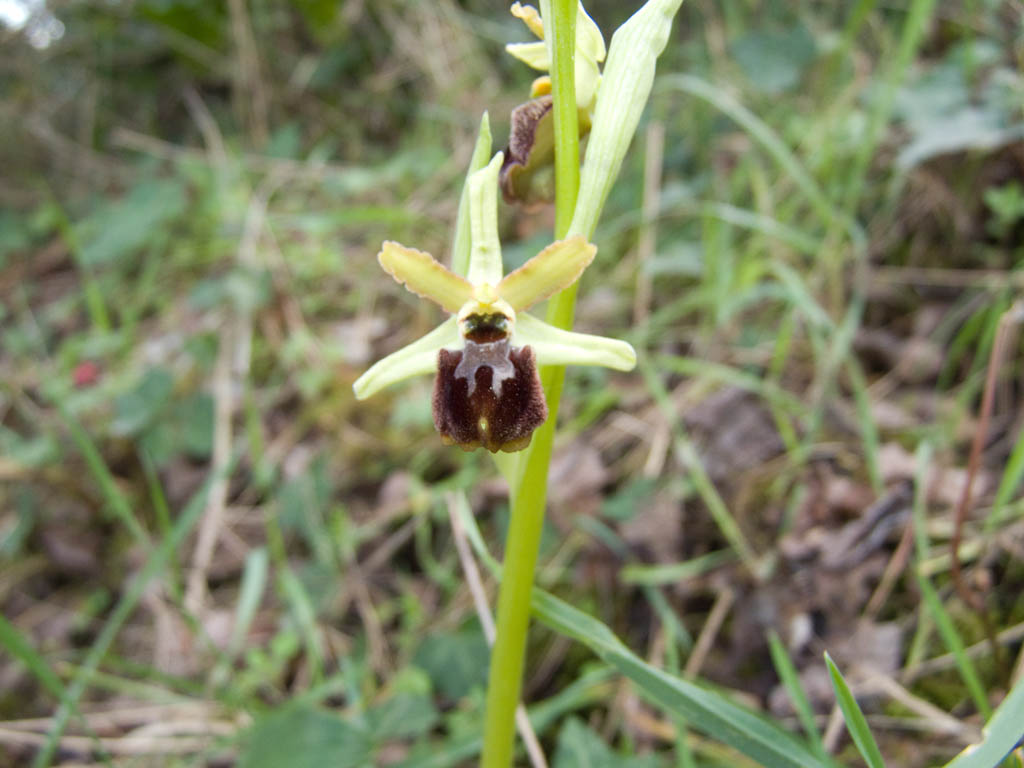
[352,152,636,451]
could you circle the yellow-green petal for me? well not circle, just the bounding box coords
[378,241,474,313]
[496,236,596,311]
[352,316,460,400]
[515,312,636,371]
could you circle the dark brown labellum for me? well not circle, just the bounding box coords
[433,341,548,453]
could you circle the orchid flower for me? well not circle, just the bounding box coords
[506,1,605,113]
[352,152,635,453]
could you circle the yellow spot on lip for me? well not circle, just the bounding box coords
[478,417,489,435]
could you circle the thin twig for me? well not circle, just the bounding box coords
[865,516,915,618]
[901,620,1024,684]
[683,585,734,679]
[446,493,548,768]
[821,704,844,755]
[864,673,981,743]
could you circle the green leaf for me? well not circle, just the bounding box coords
[0,426,60,468]
[451,494,829,768]
[0,613,66,700]
[601,477,658,522]
[175,392,214,458]
[897,108,1024,170]
[531,590,828,768]
[412,628,489,701]
[553,717,661,768]
[824,653,886,768]
[238,705,372,768]
[112,367,175,436]
[366,693,439,742]
[0,209,31,267]
[77,178,187,266]
[942,672,1024,768]
[731,25,816,95]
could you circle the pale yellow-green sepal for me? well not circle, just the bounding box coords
[352,316,460,400]
[505,41,550,70]
[378,242,474,313]
[467,152,506,287]
[497,236,596,312]
[451,112,493,278]
[515,313,636,371]
[576,2,606,63]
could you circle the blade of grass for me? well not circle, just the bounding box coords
[658,74,865,253]
[639,358,760,575]
[58,403,150,549]
[839,0,939,215]
[278,567,325,685]
[986,428,1024,531]
[652,355,808,424]
[916,573,993,719]
[43,191,112,333]
[533,589,828,768]
[767,631,828,762]
[911,438,992,716]
[210,547,268,691]
[846,358,883,494]
[0,614,67,700]
[621,549,736,587]
[824,653,886,768]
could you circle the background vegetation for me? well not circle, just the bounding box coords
[2,0,1023,766]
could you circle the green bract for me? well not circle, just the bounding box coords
[570,0,685,239]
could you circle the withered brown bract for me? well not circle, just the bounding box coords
[433,342,548,453]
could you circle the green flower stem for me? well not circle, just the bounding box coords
[480,1,579,766]
[547,0,581,239]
